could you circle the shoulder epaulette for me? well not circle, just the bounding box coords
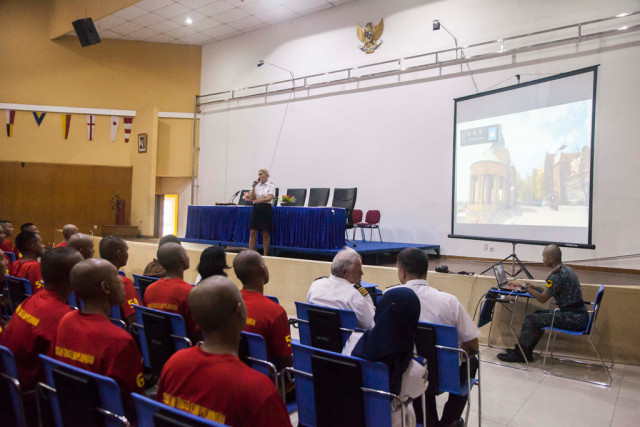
[412,353,427,366]
[353,283,369,297]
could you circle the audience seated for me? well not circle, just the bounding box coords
[99,235,140,325]
[0,229,12,270]
[54,258,144,418]
[343,287,428,427]
[54,224,78,248]
[0,220,18,257]
[156,276,291,427]
[396,248,480,427]
[67,233,94,259]
[143,242,200,342]
[20,223,39,234]
[143,234,182,278]
[11,231,45,293]
[1,247,83,390]
[233,250,292,370]
[307,247,375,329]
[194,245,230,284]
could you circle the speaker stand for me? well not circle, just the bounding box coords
[480,242,534,279]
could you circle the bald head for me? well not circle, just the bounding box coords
[233,250,268,288]
[189,276,245,335]
[68,233,95,259]
[62,224,79,240]
[543,244,562,267]
[70,258,123,305]
[157,242,189,272]
[41,247,84,292]
[99,235,128,269]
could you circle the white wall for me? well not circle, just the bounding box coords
[194,0,640,268]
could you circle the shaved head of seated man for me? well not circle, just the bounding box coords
[55,224,79,248]
[143,242,200,342]
[54,258,144,419]
[0,220,18,256]
[233,250,293,371]
[1,248,83,391]
[67,233,94,259]
[99,235,140,325]
[12,231,46,293]
[143,234,182,278]
[306,247,375,330]
[157,276,291,427]
[20,223,39,234]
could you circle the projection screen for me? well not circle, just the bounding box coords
[450,66,597,248]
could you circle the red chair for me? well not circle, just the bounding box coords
[356,210,382,243]
[349,209,364,241]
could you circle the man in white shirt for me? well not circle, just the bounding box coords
[306,247,375,330]
[395,248,480,427]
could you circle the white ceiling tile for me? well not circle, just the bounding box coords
[215,29,241,40]
[177,0,218,8]
[147,19,182,33]
[130,13,166,27]
[166,26,198,39]
[189,17,222,32]
[196,1,234,17]
[327,0,356,5]
[214,8,249,23]
[94,15,126,30]
[284,0,328,13]
[201,24,238,38]
[154,3,191,19]
[171,10,208,25]
[135,0,174,12]
[179,32,214,45]
[296,3,332,16]
[110,21,144,35]
[224,0,259,7]
[240,0,281,15]
[228,15,265,31]
[128,27,160,40]
[146,33,178,43]
[256,6,296,22]
[113,5,148,20]
[98,29,126,39]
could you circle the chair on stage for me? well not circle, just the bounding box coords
[237,189,252,206]
[293,302,363,353]
[1,345,28,427]
[331,188,358,244]
[351,209,364,241]
[285,188,307,206]
[541,285,614,386]
[271,187,280,206]
[132,393,227,426]
[3,275,33,315]
[356,210,383,243]
[308,188,330,207]
[131,305,192,377]
[413,321,481,426]
[131,274,159,301]
[38,355,130,427]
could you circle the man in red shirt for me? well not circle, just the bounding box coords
[0,220,20,258]
[1,247,83,390]
[143,242,199,342]
[99,235,139,325]
[68,233,95,259]
[54,224,79,248]
[233,250,292,370]
[11,231,45,293]
[54,258,144,417]
[157,276,291,427]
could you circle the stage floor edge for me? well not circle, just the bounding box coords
[180,238,440,259]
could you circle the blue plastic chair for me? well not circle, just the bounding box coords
[38,355,129,427]
[361,281,383,306]
[132,392,228,426]
[0,345,27,427]
[239,331,277,383]
[294,301,363,351]
[65,293,125,330]
[6,252,17,263]
[131,274,160,302]
[542,285,614,386]
[265,295,279,304]
[131,304,192,373]
[3,275,33,314]
[288,342,399,427]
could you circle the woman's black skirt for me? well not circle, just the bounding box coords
[250,203,273,231]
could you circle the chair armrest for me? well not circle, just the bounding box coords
[170,334,192,347]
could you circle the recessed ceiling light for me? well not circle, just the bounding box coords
[185,17,193,25]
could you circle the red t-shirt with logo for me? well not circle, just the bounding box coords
[143,277,199,340]
[10,259,44,294]
[119,274,140,320]
[54,310,144,396]
[54,241,68,248]
[0,239,20,258]
[241,290,292,361]
[157,346,291,427]
[0,289,72,389]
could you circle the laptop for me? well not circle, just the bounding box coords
[492,263,524,291]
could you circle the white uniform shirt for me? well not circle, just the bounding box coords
[306,275,375,330]
[397,279,480,343]
[254,181,275,200]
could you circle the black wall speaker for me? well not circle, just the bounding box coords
[72,18,101,47]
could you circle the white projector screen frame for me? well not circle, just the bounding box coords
[450,66,597,249]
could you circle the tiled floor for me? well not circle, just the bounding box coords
[288,343,640,427]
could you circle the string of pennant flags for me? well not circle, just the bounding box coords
[4,109,133,143]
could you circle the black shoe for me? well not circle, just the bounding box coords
[497,346,533,363]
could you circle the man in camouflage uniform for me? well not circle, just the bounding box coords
[498,244,588,363]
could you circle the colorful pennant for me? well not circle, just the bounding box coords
[62,114,71,140]
[33,112,46,126]
[5,110,15,137]
[123,117,133,142]
[110,116,119,142]
[86,115,96,141]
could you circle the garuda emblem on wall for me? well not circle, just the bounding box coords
[357,18,384,54]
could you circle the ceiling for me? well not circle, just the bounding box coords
[82,0,356,46]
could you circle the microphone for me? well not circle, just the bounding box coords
[230,190,240,203]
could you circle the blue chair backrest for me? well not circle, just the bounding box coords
[131,274,160,301]
[133,304,190,370]
[265,295,279,304]
[39,354,125,427]
[67,291,79,309]
[6,252,16,263]
[239,331,275,380]
[361,281,382,306]
[585,285,605,335]
[295,301,360,349]
[4,275,33,313]
[418,321,465,395]
[292,342,392,427]
[0,345,26,427]
[132,392,228,426]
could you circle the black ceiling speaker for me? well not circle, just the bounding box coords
[72,17,101,47]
